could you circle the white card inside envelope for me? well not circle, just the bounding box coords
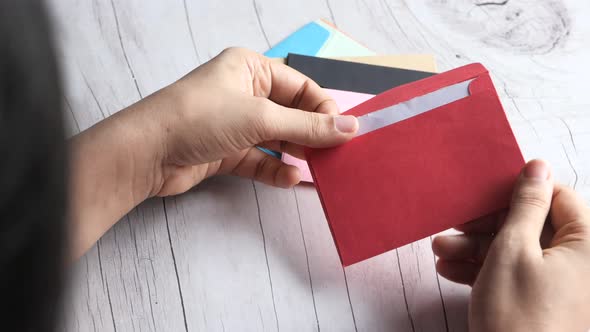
[355,79,474,137]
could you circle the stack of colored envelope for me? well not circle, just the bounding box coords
[264,20,524,266]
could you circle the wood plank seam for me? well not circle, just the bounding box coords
[561,143,579,190]
[253,0,272,48]
[96,241,118,332]
[182,0,202,64]
[395,249,416,332]
[252,181,281,331]
[109,0,142,99]
[325,0,337,26]
[163,200,190,332]
[383,0,413,46]
[108,2,190,330]
[341,268,359,332]
[64,97,81,134]
[430,236,450,332]
[293,188,322,331]
[80,69,108,118]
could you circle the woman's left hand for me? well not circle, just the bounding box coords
[144,47,358,196]
[69,47,357,257]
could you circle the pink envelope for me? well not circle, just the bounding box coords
[281,88,374,182]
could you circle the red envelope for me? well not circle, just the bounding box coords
[305,63,525,266]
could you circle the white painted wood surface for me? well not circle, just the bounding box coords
[47,0,590,331]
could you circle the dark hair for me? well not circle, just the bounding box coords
[0,1,67,331]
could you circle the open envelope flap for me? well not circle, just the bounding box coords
[305,63,525,266]
[343,63,488,118]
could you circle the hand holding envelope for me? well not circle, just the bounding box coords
[262,20,589,330]
[281,89,374,182]
[264,22,524,267]
[306,63,525,266]
[282,54,437,182]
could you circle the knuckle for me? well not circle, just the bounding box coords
[512,187,550,210]
[305,113,325,140]
[515,249,541,269]
[220,47,245,57]
[494,230,519,250]
[254,156,273,182]
[251,99,277,141]
[493,229,540,265]
[490,232,524,260]
[219,47,256,62]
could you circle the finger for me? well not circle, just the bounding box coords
[156,164,206,197]
[256,99,358,148]
[435,259,480,286]
[229,147,301,188]
[202,48,339,114]
[548,184,590,246]
[550,184,590,230]
[454,212,503,234]
[265,57,340,115]
[432,234,493,263]
[496,159,553,254]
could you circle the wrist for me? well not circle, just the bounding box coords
[68,110,159,256]
[115,89,178,201]
[67,86,181,257]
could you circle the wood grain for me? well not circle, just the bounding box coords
[48,0,590,331]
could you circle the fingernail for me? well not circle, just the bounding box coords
[334,115,358,133]
[523,159,550,180]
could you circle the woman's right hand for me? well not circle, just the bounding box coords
[433,160,590,332]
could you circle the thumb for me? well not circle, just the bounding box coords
[257,99,358,148]
[496,159,553,255]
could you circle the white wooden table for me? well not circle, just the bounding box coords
[49,1,590,331]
